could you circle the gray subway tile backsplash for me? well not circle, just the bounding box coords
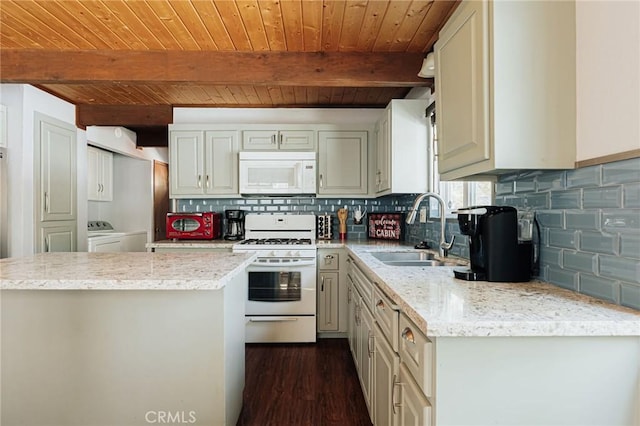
[550,189,582,209]
[566,166,601,188]
[582,186,622,209]
[579,231,619,255]
[624,182,640,208]
[602,157,640,185]
[491,158,639,310]
[579,275,620,304]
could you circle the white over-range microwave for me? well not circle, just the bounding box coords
[239,151,316,195]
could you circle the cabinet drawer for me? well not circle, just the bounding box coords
[374,286,399,352]
[399,313,433,399]
[348,258,374,313]
[318,252,339,270]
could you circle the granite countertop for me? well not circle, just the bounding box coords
[146,239,237,249]
[0,252,255,290]
[345,244,640,338]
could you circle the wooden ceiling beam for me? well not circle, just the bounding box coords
[0,49,428,88]
[77,104,173,128]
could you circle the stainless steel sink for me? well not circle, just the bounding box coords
[370,251,436,262]
[370,251,461,267]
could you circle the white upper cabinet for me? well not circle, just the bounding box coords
[242,129,315,151]
[375,99,429,195]
[318,130,368,195]
[38,118,76,222]
[169,128,240,198]
[87,146,113,201]
[435,0,576,180]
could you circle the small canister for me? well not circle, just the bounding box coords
[316,214,333,240]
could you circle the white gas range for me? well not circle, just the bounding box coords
[233,214,317,343]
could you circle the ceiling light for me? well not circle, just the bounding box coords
[417,52,435,78]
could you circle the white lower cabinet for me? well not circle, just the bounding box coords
[348,256,434,426]
[317,250,347,334]
[399,363,432,426]
[347,257,375,422]
[40,221,77,253]
[374,323,400,426]
[357,298,374,420]
[347,273,358,362]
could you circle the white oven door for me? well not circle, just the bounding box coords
[245,258,316,316]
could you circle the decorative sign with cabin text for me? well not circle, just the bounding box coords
[367,213,405,241]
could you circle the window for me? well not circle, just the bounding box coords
[426,102,493,218]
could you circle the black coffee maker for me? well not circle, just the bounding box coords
[454,206,534,282]
[224,210,245,241]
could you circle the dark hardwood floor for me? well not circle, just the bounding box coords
[237,338,372,426]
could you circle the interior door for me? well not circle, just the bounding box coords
[153,161,169,241]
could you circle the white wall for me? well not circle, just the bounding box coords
[0,84,80,257]
[576,1,640,161]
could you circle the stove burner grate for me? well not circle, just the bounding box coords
[240,238,312,246]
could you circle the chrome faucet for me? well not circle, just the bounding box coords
[406,192,455,257]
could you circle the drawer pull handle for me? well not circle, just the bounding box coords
[402,327,415,344]
[324,254,334,260]
[392,374,402,414]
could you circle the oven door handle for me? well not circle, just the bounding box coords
[250,259,316,268]
[248,317,299,322]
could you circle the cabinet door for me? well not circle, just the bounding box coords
[317,131,368,195]
[98,150,113,201]
[376,108,391,193]
[204,131,239,195]
[318,271,339,332]
[87,147,113,201]
[358,302,375,421]
[87,147,101,201]
[375,323,400,426]
[435,0,489,174]
[242,130,278,150]
[170,131,205,196]
[279,130,315,150]
[39,118,76,221]
[40,221,76,253]
[399,363,432,426]
[347,275,358,362]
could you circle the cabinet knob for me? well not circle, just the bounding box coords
[401,327,415,344]
[376,299,385,310]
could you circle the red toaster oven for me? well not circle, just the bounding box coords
[166,212,222,240]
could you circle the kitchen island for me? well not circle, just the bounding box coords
[0,252,255,426]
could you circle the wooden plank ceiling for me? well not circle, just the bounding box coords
[0,0,459,145]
